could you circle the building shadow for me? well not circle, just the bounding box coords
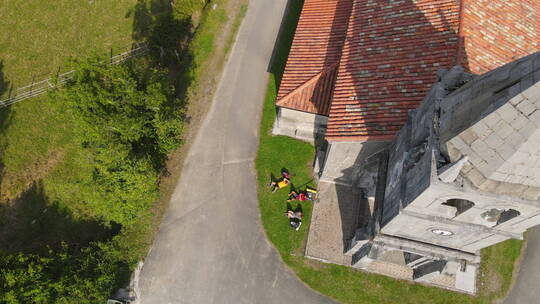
[0,181,118,255]
[340,0,467,140]
[334,142,387,252]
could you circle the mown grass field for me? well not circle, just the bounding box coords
[0,0,141,202]
[0,0,137,89]
[255,1,523,303]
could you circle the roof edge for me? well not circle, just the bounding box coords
[326,134,395,142]
[275,62,339,115]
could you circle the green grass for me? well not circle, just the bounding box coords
[0,0,137,89]
[257,78,317,257]
[0,0,148,201]
[181,0,230,96]
[1,0,249,301]
[0,0,145,200]
[0,0,246,258]
[224,3,248,56]
[255,1,523,303]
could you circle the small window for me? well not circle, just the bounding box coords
[497,209,520,225]
[442,199,475,217]
[481,208,520,225]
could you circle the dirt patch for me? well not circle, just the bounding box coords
[152,0,249,230]
[0,150,65,201]
[481,267,503,297]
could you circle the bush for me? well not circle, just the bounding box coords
[53,57,184,226]
[172,0,210,20]
[0,56,184,302]
[0,242,125,304]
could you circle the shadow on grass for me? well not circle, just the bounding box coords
[122,0,198,175]
[0,60,13,200]
[129,0,192,73]
[0,60,9,97]
[0,181,119,255]
[129,0,197,112]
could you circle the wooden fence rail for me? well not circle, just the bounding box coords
[0,44,148,108]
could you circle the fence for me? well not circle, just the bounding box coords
[0,44,148,108]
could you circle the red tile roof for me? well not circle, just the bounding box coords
[276,0,352,115]
[276,0,540,142]
[326,0,460,141]
[276,63,338,115]
[460,0,540,74]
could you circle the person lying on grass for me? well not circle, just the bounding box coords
[287,190,312,202]
[287,186,317,202]
[269,177,290,193]
[285,210,303,231]
[269,169,292,193]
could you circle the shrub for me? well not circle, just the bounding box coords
[172,0,210,20]
[0,242,125,304]
[53,58,184,226]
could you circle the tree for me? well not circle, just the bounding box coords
[0,242,123,304]
[54,58,183,226]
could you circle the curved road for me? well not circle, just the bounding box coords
[138,0,336,303]
[504,226,540,304]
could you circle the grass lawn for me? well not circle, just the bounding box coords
[0,0,137,90]
[255,1,523,303]
[0,0,247,263]
[0,0,144,201]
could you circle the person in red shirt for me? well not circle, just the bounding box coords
[287,190,313,202]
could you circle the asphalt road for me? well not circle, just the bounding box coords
[504,226,540,304]
[138,0,336,303]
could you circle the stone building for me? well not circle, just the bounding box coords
[348,56,540,293]
[273,0,540,293]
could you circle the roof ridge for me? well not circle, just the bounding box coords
[276,62,339,107]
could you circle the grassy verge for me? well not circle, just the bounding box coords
[255,1,523,303]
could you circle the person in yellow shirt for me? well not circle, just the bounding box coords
[269,176,290,193]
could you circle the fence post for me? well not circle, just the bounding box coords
[0,44,148,107]
[31,75,36,97]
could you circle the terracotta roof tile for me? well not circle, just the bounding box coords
[277,0,540,142]
[460,0,540,74]
[326,0,460,141]
[276,63,338,114]
[276,0,352,115]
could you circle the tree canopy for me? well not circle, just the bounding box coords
[56,58,183,226]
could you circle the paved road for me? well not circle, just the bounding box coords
[138,0,336,303]
[504,226,540,304]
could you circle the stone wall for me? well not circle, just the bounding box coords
[272,107,328,143]
[319,140,389,186]
[443,67,540,199]
[376,54,540,254]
